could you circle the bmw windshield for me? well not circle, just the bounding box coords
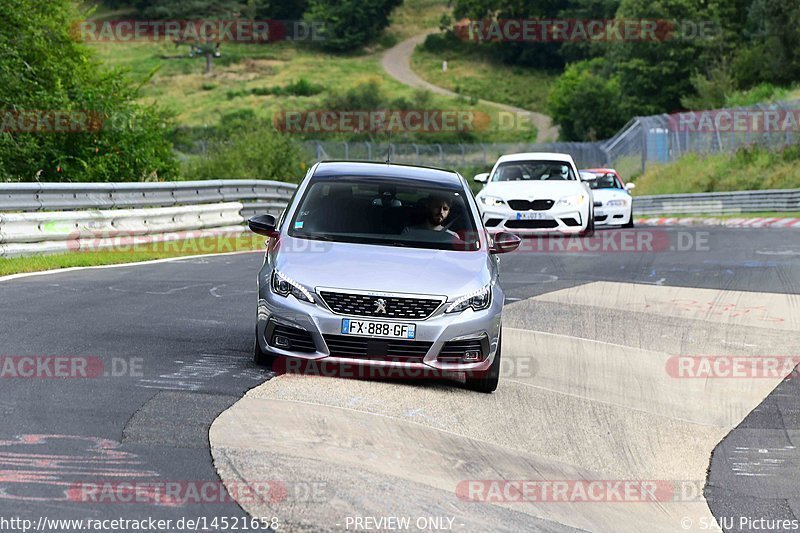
[492,161,577,182]
[587,173,624,189]
[288,177,481,251]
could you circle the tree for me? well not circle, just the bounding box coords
[0,0,177,181]
[134,0,246,19]
[604,0,704,115]
[731,0,800,87]
[547,58,626,141]
[305,0,403,52]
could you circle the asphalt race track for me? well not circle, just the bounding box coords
[1,226,799,532]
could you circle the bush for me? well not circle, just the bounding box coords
[226,89,248,100]
[725,83,789,107]
[305,0,403,52]
[0,0,177,182]
[185,121,305,182]
[548,59,627,141]
[422,32,462,53]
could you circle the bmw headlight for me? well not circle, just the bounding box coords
[556,194,587,207]
[446,285,492,314]
[271,270,315,304]
[480,195,507,208]
[606,199,629,207]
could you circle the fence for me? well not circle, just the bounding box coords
[299,141,609,170]
[604,99,800,178]
[296,100,800,177]
[0,181,296,258]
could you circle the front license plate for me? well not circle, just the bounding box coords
[595,210,605,217]
[516,212,549,220]
[341,319,416,339]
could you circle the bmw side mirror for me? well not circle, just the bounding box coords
[490,232,521,254]
[248,214,278,238]
[474,173,490,183]
[625,182,636,191]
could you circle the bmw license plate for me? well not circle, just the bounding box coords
[516,212,549,220]
[595,210,605,217]
[341,319,416,339]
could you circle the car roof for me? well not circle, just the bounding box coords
[496,152,577,165]
[312,161,463,188]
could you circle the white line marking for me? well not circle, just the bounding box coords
[0,250,262,284]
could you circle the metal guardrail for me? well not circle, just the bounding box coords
[1,180,797,257]
[0,203,245,244]
[633,189,800,215]
[0,180,297,257]
[0,180,296,215]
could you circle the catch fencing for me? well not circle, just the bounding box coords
[298,100,800,178]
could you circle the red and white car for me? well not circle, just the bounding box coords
[579,168,635,228]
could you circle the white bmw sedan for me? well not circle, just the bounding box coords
[579,169,635,228]
[474,153,594,236]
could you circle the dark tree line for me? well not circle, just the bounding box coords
[450,0,800,141]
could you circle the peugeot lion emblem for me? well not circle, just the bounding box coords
[374,298,388,314]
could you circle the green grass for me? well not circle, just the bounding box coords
[89,40,535,142]
[630,145,800,196]
[82,0,539,142]
[411,41,557,113]
[383,0,450,44]
[0,234,265,276]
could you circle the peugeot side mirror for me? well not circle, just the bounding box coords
[474,173,490,183]
[490,232,521,254]
[248,214,279,238]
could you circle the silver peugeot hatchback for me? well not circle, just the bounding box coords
[248,161,520,392]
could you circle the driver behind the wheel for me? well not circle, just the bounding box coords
[403,194,459,237]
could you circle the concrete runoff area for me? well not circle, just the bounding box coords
[210,282,800,532]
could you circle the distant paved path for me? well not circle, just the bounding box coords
[381,32,560,142]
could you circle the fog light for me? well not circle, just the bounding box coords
[463,350,481,362]
[273,335,291,348]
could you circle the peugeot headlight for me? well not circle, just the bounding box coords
[480,195,507,208]
[556,194,587,207]
[606,199,628,207]
[271,270,315,304]
[446,286,492,314]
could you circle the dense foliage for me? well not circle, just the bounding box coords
[0,0,178,182]
[116,0,400,51]
[183,114,305,182]
[450,0,800,141]
[304,0,403,52]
